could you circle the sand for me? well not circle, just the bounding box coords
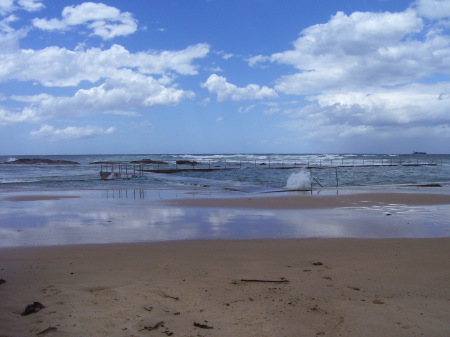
[164,192,450,209]
[1,238,449,337]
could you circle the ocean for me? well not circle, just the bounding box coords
[1,153,449,193]
[1,153,450,246]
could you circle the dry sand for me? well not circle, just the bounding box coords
[1,238,449,337]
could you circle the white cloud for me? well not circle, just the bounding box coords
[246,5,450,148]
[202,74,278,101]
[0,0,14,15]
[238,104,257,114]
[311,82,450,125]
[4,72,195,124]
[338,125,374,138]
[0,3,210,127]
[0,14,29,51]
[17,0,44,12]
[279,82,450,143]
[414,0,450,20]
[32,2,137,40]
[249,10,450,95]
[215,50,234,60]
[0,43,210,87]
[0,0,43,14]
[0,105,38,124]
[30,124,116,140]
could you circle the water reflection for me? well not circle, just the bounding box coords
[102,189,146,199]
[0,190,449,247]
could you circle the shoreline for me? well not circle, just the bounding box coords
[1,238,449,337]
[162,191,450,209]
[1,188,450,247]
[2,186,450,207]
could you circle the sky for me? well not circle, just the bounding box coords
[0,0,449,155]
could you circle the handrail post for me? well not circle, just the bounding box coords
[335,167,339,189]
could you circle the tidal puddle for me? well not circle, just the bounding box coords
[0,190,449,247]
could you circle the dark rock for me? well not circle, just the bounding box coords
[130,159,168,165]
[89,161,118,164]
[176,160,199,166]
[3,159,79,165]
[21,302,45,316]
[194,322,214,329]
[141,321,165,331]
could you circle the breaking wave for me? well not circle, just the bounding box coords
[285,170,311,190]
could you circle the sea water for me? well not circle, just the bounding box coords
[1,153,449,246]
[0,153,449,193]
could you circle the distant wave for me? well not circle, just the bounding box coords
[0,178,36,184]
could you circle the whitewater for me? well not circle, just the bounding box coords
[1,153,449,193]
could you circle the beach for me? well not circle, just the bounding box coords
[1,190,450,337]
[1,238,449,337]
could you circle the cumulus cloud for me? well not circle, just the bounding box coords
[202,74,278,101]
[0,0,43,14]
[0,14,29,51]
[414,0,450,20]
[0,0,15,15]
[312,83,450,124]
[249,9,450,95]
[0,43,210,87]
[0,106,38,125]
[281,82,450,142]
[18,0,44,12]
[247,4,450,146]
[0,5,208,126]
[30,124,116,140]
[3,72,195,124]
[32,2,137,39]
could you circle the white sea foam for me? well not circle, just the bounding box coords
[7,157,17,162]
[285,170,311,190]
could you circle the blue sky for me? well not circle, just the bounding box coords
[0,0,449,154]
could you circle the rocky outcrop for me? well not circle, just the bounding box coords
[130,159,168,165]
[2,158,79,165]
[176,160,199,166]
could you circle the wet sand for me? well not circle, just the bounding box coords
[3,195,80,202]
[165,191,450,209]
[0,190,450,336]
[1,238,449,337]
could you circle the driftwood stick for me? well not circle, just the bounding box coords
[240,279,289,283]
[161,291,179,301]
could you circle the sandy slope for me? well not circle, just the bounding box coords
[1,238,449,337]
